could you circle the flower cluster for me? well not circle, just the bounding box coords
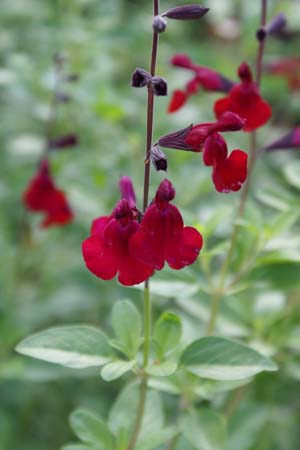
[82,178,203,286]
[168,53,235,113]
[214,62,272,131]
[23,159,73,228]
[158,112,248,193]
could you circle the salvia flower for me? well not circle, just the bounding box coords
[214,62,272,131]
[168,53,235,113]
[23,159,73,228]
[129,179,203,270]
[82,179,154,286]
[203,133,248,193]
[265,57,300,91]
[159,112,245,152]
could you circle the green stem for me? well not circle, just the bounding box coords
[125,378,148,450]
[206,1,267,335]
[143,280,151,367]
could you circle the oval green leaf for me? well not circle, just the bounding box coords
[15,325,112,369]
[70,408,114,450]
[180,337,277,380]
[100,360,136,381]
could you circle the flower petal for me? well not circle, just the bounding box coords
[212,150,248,193]
[166,226,203,269]
[168,90,188,113]
[82,235,118,280]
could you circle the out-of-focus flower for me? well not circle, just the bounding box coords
[265,57,300,91]
[23,159,73,228]
[168,53,234,113]
[214,62,272,131]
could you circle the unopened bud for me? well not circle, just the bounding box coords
[48,133,78,150]
[131,68,152,88]
[158,124,194,151]
[267,12,287,35]
[152,15,167,33]
[261,127,300,152]
[150,145,168,171]
[151,76,168,96]
[162,4,209,20]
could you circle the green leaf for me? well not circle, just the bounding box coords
[180,337,277,380]
[228,403,268,450]
[108,383,174,449]
[15,326,112,369]
[61,445,91,450]
[111,300,142,358]
[70,409,114,450]
[181,409,227,450]
[153,312,182,358]
[146,360,177,377]
[100,360,136,381]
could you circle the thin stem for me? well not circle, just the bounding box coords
[125,2,159,449]
[125,379,148,450]
[143,280,151,367]
[206,0,267,335]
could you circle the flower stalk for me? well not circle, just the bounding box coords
[206,0,268,335]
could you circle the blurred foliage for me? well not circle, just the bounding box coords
[1,0,300,449]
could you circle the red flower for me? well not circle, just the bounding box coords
[82,181,154,286]
[184,112,245,152]
[168,53,234,113]
[23,159,73,227]
[214,62,272,131]
[265,57,300,91]
[203,133,248,193]
[129,179,203,270]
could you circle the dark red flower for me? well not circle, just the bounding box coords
[23,159,73,227]
[203,133,248,193]
[184,112,245,152]
[129,179,203,270]
[265,57,300,91]
[82,179,154,286]
[214,62,272,131]
[168,53,234,113]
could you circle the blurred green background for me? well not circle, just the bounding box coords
[1,0,300,449]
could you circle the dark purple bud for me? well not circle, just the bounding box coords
[152,15,167,33]
[158,124,194,151]
[151,76,168,96]
[131,68,152,88]
[162,4,209,20]
[267,13,287,35]
[48,133,78,150]
[150,145,168,171]
[260,127,300,152]
[119,176,136,209]
[256,27,267,42]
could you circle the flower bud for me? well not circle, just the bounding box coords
[119,176,136,208]
[131,68,152,88]
[150,145,168,171]
[261,127,300,152]
[48,133,78,150]
[158,124,194,151]
[162,4,209,20]
[267,12,287,35]
[151,76,168,96]
[152,15,167,33]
